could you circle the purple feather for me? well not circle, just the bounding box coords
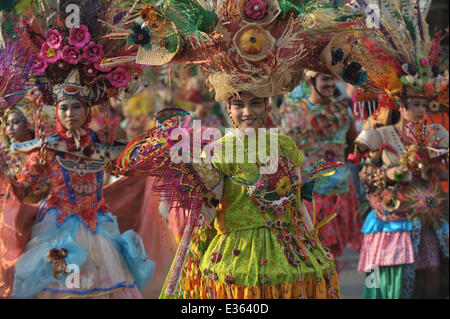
[0,41,35,106]
[416,0,425,41]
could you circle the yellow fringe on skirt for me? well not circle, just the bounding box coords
[181,272,340,299]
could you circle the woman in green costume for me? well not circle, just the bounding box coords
[156,92,341,299]
[116,0,376,299]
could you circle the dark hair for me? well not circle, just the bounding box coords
[390,110,401,125]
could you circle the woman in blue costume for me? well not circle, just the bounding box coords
[0,69,155,299]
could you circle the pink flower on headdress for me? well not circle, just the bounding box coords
[44,29,64,49]
[420,57,429,67]
[107,67,130,88]
[94,57,113,72]
[61,45,82,65]
[82,41,104,63]
[40,42,61,64]
[68,25,91,49]
[30,53,48,74]
[245,0,268,21]
[415,151,426,162]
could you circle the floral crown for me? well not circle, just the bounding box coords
[16,0,142,106]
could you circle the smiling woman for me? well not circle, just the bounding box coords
[228,93,270,130]
[114,0,383,300]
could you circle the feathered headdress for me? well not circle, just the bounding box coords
[0,40,35,109]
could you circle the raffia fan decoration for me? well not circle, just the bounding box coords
[119,0,375,101]
[100,2,181,66]
[14,0,143,106]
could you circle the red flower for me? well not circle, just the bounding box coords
[423,82,435,96]
[245,0,268,20]
[107,67,130,88]
[40,42,61,64]
[45,29,64,49]
[82,41,104,63]
[61,45,82,65]
[69,25,91,49]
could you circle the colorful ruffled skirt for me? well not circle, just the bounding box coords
[358,211,449,299]
[160,225,340,299]
[12,205,155,299]
[304,177,363,260]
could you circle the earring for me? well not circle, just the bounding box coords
[228,112,237,128]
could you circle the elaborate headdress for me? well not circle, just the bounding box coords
[16,0,143,106]
[114,0,372,101]
[352,0,449,125]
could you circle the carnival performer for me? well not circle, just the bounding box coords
[116,0,376,299]
[1,104,35,174]
[0,100,50,203]
[0,40,53,298]
[182,91,340,299]
[279,71,363,268]
[353,0,449,299]
[0,0,154,298]
[0,69,155,299]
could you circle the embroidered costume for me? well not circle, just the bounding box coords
[116,0,377,299]
[280,91,363,261]
[352,0,449,299]
[0,1,154,299]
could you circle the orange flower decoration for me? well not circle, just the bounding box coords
[423,82,435,96]
[240,27,265,54]
[140,5,165,31]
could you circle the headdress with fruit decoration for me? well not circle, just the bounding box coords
[352,0,449,124]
